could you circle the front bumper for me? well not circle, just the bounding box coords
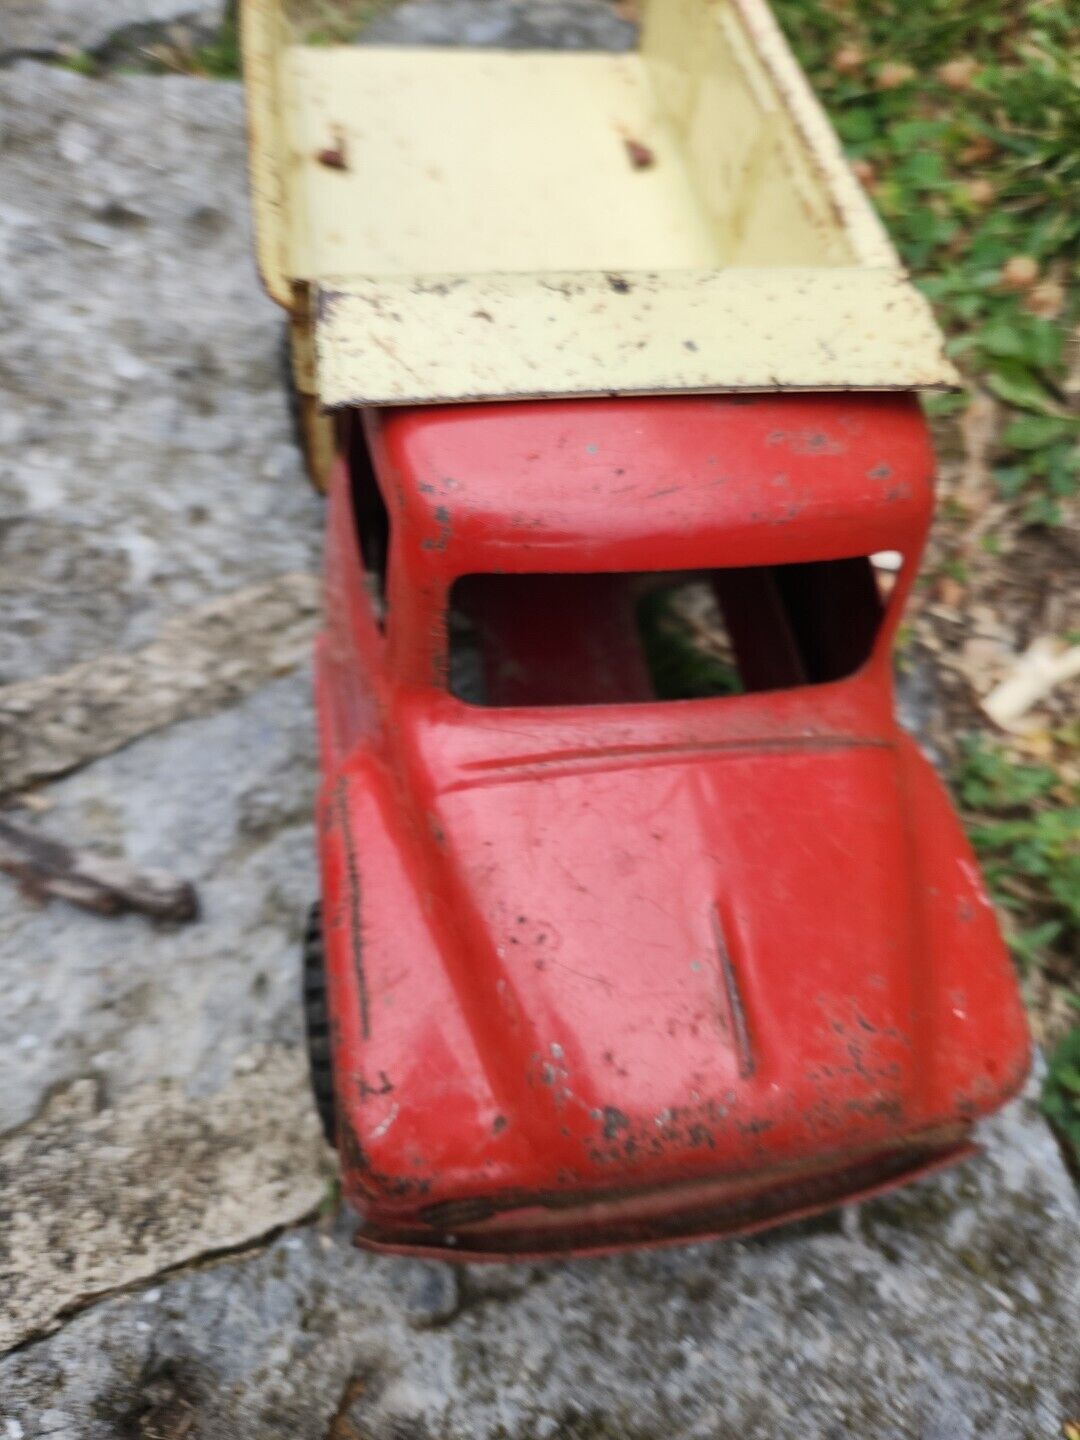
[352,1129,975,1262]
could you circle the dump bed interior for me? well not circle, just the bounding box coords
[243,0,958,405]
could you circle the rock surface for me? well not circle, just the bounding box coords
[361,0,636,49]
[0,676,332,1352]
[0,1044,328,1352]
[0,22,1078,1440]
[0,0,223,57]
[2,1082,1078,1438]
[0,572,319,795]
[1,674,320,1136]
[0,64,320,686]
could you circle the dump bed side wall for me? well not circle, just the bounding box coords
[642,0,896,269]
[242,0,294,311]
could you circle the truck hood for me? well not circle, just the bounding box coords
[424,737,928,1179]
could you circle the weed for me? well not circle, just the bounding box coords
[192,4,241,78]
[1043,1016,1080,1170]
[59,49,99,76]
[953,735,1080,1158]
[953,734,1079,967]
[773,0,1080,523]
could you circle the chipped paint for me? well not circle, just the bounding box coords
[241,0,958,408]
[332,778,370,1041]
[313,269,959,407]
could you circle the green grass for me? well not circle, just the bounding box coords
[1043,1016,1080,1172]
[773,0,1080,524]
[287,0,397,44]
[192,10,242,78]
[953,735,1079,968]
[637,586,744,701]
[952,736,1080,1152]
[58,50,99,76]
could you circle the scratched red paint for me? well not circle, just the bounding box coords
[312,393,1030,1258]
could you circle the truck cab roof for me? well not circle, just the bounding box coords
[372,392,934,579]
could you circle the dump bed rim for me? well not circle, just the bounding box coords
[314,267,961,408]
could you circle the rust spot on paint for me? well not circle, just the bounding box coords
[421,504,452,552]
[765,428,845,456]
[602,1106,630,1141]
[316,127,350,170]
[333,778,370,1041]
[623,137,656,169]
[340,1117,432,1201]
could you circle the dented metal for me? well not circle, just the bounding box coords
[307,394,1030,1258]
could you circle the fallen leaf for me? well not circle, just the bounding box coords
[982,639,1080,730]
[936,56,980,90]
[1024,281,1066,320]
[936,575,965,608]
[831,44,865,74]
[850,158,877,188]
[876,61,916,89]
[956,391,998,507]
[958,136,995,166]
[965,178,995,206]
[1000,255,1040,291]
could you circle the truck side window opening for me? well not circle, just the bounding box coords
[347,419,391,629]
[447,558,888,707]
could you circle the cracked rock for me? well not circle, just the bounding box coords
[1,673,319,1137]
[0,1044,329,1352]
[0,572,319,796]
[399,1260,462,1330]
[0,673,334,1352]
[1,1082,1078,1436]
[1,1,223,58]
[0,64,320,685]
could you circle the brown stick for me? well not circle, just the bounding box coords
[0,817,198,922]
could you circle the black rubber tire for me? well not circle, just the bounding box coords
[302,902,337,1147]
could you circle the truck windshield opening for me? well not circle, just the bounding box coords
[447,559,892,708]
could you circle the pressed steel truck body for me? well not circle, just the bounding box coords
[242,0,1029,1256]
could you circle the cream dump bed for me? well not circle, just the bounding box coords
[243,0,958,406]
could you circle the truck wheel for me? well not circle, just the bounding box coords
[302,902,337,1146]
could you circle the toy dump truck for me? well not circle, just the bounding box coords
[242,0,1030,1257]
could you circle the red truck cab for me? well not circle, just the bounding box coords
[306,392,1030,1258]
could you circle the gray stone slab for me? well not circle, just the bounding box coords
[1,1081,1077,1437]
[360,0,636,49]
[0,671,332,1350]
[0,572,318,796]
[0,1045,329,1352]
[0,672,319,1135]
[0,64,321,685]
[1,1,222,57]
